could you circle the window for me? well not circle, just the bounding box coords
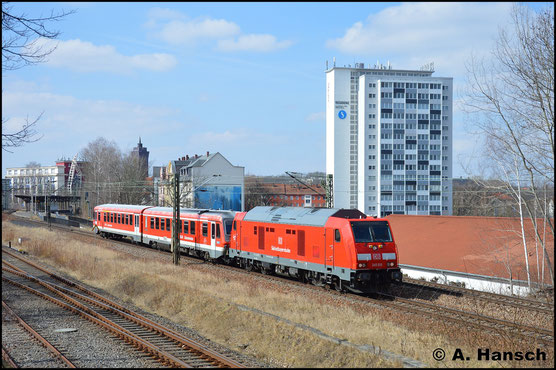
[150,217,154,229]
[334,229,341,242]
[202,223,208,236]
[183,220,189,234]
[190,221,196,235]
[103,213,106,222]
[166,219,170,231]
[216,224,221,239]
[350,221,392,242]
[155,217,159,230]
[211,223,215,239]
[160,218,165,230]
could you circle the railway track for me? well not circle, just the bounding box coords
[234,267,554,347]
[6,214,555,349]
[2,300,76,368]
[2,247,245,368]
[402,277,554,315]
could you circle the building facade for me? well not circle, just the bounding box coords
[5,159,84,211]
[160,152,245,211]
[326,61,453,216]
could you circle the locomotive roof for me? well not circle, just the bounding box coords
[243,206,367,227]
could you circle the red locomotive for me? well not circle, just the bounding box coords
[93,204,401,293]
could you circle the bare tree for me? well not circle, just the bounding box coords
[244,177,275,211]
[462,3,554,285]
[25,161,41,168]
[2,3,74,151]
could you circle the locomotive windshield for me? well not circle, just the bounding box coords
[350,221,392,243]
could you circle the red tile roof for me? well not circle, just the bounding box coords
[386,215,554,283]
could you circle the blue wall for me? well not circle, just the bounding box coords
[194,185,242,211]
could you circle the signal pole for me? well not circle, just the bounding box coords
[325,174,333,208]
[172,172,180,265]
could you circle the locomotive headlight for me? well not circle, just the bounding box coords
[378,244,383,249]
[358,263,366,268]
[387,262,394,267]
[372,246,377,250]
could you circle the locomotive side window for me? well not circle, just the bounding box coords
[334,229,341,242]
[190,221,196,235]
[202,223,208,237]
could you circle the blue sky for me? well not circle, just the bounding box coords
[2,2,549,178]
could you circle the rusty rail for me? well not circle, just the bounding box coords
[2,250,243,367]
[2,345,19,368]
[2,251,244,368]
[2,301,76,368]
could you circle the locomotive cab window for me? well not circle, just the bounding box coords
[350,221,392,243]
[334,229,341,242]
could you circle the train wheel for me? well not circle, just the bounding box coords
[333,278,345,292]
[245,261,254,272]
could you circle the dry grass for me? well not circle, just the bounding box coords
[2,220,553,368]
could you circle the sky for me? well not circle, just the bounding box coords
[2,2,550,178]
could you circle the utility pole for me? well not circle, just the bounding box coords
[172,172,180,265]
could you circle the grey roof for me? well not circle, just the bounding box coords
[96,204,153,211]
[243,206,342,227]
[145,206,236,219]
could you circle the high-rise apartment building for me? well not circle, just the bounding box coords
[326,61,452,216]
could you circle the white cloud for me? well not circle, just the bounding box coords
[145,9,240,46]
[145,8,291,52]
[217,34,293,52]
[326,2,513,77]
[33,38,177,74]
[305,111,325,122]
[2,88,181,143]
